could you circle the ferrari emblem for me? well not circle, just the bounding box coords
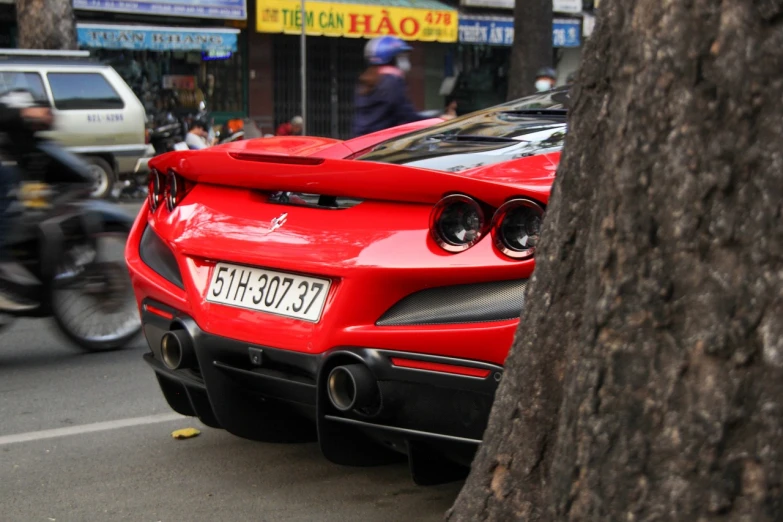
[269,213,288,232]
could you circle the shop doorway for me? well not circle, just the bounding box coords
[273,35,365,139]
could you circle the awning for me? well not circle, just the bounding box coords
[76,24,240,52]
[256,0,458,42]
[458,15,581,48]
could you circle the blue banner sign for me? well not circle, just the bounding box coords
[73,0,247,20]
[458,16,581,48]
[552,19,581,47]
[77,24,240,52]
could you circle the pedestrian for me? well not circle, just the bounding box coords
[442,97,458,120]
[351,36,427,137]
[534,67,557,92]
[0,89,53,311]
[276,116,303,136]
[185,119,215,150]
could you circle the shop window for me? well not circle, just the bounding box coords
[0,72,48,104]
[86,49,244,116]
[272,35,365,138]
[47,73,124,111]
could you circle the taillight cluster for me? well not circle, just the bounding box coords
[148,169,192,212]
[429,194,544,260]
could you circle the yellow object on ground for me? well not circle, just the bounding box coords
[171,428,201,439]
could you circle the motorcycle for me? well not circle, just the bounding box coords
[115,111,187,200]
[1,138,142,351]
[217,118,245,144]
[148,111,188,155]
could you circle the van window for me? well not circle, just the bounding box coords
[0,72,48,103]
[47,72,125,110]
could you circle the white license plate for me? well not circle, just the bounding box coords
[206,263,331,322]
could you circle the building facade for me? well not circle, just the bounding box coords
[73,0,249,123]
[451,0,592,112]
[247,0,459,138]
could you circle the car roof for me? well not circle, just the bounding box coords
[0,57,105,67]
[0,49,104,68]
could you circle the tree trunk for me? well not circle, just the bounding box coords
[507,0,553,100]
[449,0,783,520]
[15,0,77,50]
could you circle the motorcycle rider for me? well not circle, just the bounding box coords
[276,115,303,136]
[0,89,53,311]
[352,36,427,137]
[185,118,215,150]
[534,67,558,92]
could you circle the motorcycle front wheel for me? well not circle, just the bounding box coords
[51,226,141,352]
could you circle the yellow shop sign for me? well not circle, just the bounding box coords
[257,0,458,43]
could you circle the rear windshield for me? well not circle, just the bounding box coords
[357,89,569,172]
[0,71,48,104]
[47,72,124,111]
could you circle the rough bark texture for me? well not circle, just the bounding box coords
[507,0,554,100]
[449,0,783,520]
[15,0,77,50]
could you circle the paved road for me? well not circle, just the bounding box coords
[0,201,463,522]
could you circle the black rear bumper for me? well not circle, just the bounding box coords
[141,299,503,484]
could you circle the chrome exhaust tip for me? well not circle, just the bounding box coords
[327,364,377,412]
[160,329,194,370]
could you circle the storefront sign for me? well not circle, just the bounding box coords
[76,24,240,52]
[162,75,197,89]
[458,16,581,48]
[73,0,247,20]
[256,0,458,42]
[553,0,583,13]
[460,0,583,13]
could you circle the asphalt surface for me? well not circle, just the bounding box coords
[0,201,463,522]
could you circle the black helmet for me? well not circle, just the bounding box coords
[190,118,208,130]
[536,67,557,80]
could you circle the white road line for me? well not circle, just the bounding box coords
[0,413,185,446]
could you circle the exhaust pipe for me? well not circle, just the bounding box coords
[327,364,378,412]
[160,329,195,370]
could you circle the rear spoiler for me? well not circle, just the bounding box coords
[149,149,550,207]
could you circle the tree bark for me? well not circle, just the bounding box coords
[15,0,77,50]
[507,0,553,100]
[449,0,783,520]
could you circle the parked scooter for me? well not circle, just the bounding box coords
[217,118,245,144]
[116,111,188,200]
[149,111,189,154]
[1,138,141,351]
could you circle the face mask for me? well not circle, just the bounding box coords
[535,79,554,92]
[395,55,411,73]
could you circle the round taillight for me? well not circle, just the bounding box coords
[429,194,486,252]
[491,198,545,259]
[148,169,163,211]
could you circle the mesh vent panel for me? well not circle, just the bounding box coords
[377,279,528,326]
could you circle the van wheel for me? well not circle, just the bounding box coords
[84,157,116,199]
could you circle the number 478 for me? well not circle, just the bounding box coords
[425,12,452,25]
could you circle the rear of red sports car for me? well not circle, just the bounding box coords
[125,90,568,484]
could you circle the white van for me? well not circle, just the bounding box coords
[0,49,153,198]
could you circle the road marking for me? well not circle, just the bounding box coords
[0,413,185,446]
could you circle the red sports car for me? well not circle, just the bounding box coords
[126,89,568,485]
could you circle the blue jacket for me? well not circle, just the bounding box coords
[351,71,425,138]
